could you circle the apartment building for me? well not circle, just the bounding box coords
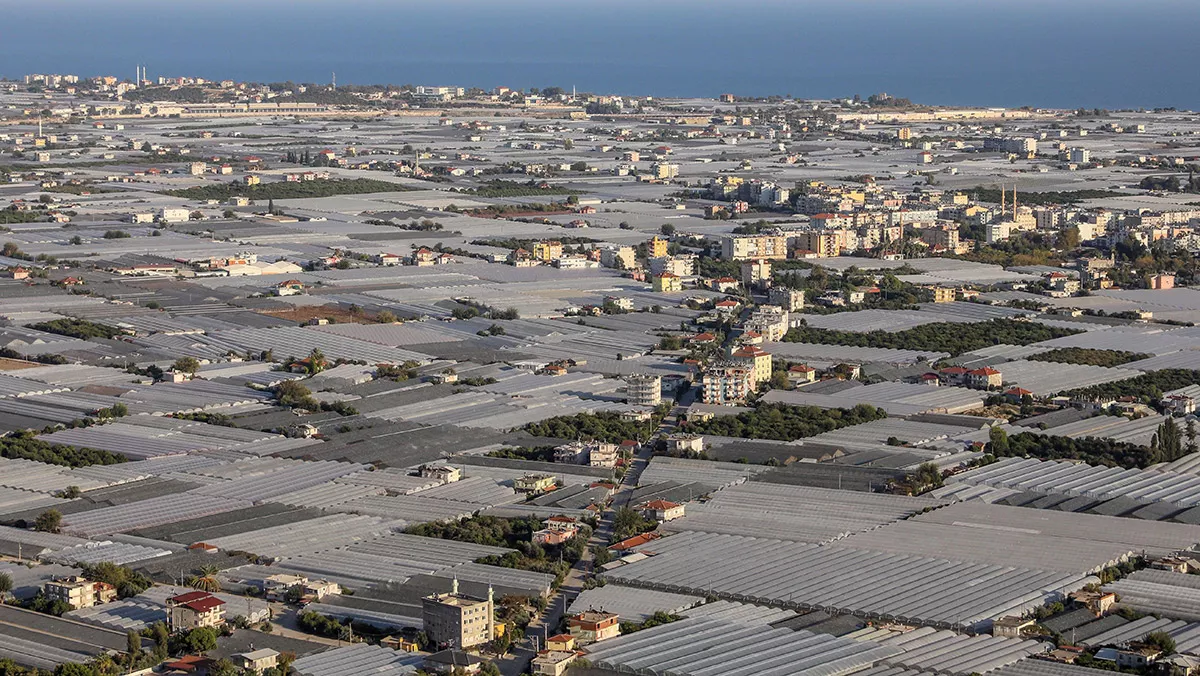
[721,234,789,260]
[422,582,495,650]
[625,373,663,407]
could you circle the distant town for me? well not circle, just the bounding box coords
[2,69,1200,676]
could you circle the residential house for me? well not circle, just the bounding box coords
[788,364,817,384]
[533,650,582,676]
[967,367,1003,390]
[420,465,462,483]
[234,649,279,672]
[652,273,682,293]
[424,651,484,675]
[640,499,685,522]
[568,611,621,645]
[44,577,117,610]
[167,591,227,630]
[514,474,556,494]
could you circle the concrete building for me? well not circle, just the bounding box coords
[730,345,772,385]
[647,236,669,258]
[1151,273,1176,290]
[721,234,789,260]
[600,246,636,270]
[160,207,191,223]
[422,581,495,650]
[167,591,226,631]
[625,373,663,407]
[43,577,116,610]
[568,610,620,645]
[768,287,805,312]
[740,259,772,287]
[533,650,580,676]
[640,499,685,522]
[933,287,956,303]
[652,272,682,293]
[793,231,840,258]
[651,162,679,179]
[967,367,1003,389]
[234,649,279,672]
[702,363,754,405]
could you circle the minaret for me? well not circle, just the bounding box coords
[451,577,459,595]
[1012,185,1018,219]
[332,71,336,91]
[1000,185,1006,216]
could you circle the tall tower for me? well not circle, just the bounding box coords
[331,71,336,91]
[1000,184,1006,215]
[1012,184,1017,219]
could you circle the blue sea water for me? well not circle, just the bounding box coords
[5,0,1200,110]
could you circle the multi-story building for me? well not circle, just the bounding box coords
[1068,148,1091,164]
[422,582,495,650]
[649,255,695,277]
[533,240,564,262]
[651,162,679,179]
[599,245,636,270]
[793,231,840,258]
[167,591,226,631]
[983,137,1037,158]
[43,577,116,610]
[744,306,790,342]
[647,236,669,258]
[918,224,960,252]
[652,272,682,293]
[966,367,1003,390]
[768,287,805,312]
[730,345,772,385]
[625,373,662,407]
[740,259,772,287]
[932,287,956,303]
[702,363,754,405]
[568,611,620,645]
[721,235,789,260]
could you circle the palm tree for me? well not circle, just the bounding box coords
[188,565,221,593]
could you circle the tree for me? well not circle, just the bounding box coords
[376,310,397,323]
[0,572,12,597]
[126,630,142,663]
[179,627,218,653]
[209,659,239,676]
[53,664,93,676]
[660,223,675,236]
[479,662,502,676]
[988,426,1009,456]
[267,198,276,215]
[187,565,221,593]
[59,485,82,499]
[1059,226,1081,250]
[490,632,512,656]
[34,508,62,533]
[1145,631,1176,655]
[173,356,201,376]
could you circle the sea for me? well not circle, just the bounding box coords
[5,0,1200,111]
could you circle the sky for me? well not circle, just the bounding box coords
[5,0,1200,109]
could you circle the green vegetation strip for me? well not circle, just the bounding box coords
[784,318,1082,357]
[1027,347,1151,368]
[165,178,412,201]
[686,403,889,442]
